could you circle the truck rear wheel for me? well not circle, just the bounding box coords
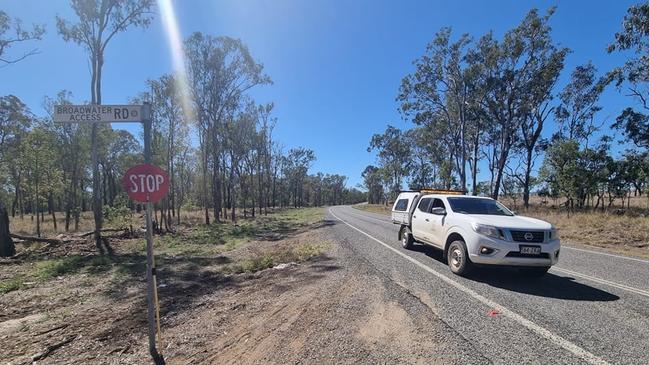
[447,240,472,276]
[401,227,414,249]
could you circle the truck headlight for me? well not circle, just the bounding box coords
[550,227,559,240]
[472,224,504,240]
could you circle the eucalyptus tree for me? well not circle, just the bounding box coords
[43,90,89,231]
[554,62,606,144]
[473,8,561,199]
[0,10,45,66]
[226,103,258,220]
[146,74,189,227]
[56,0,154,251]
[0,95,33,256]
[405,127,438,190]
[608,2,649,148]
[368,125,411,199]
[282,148,316,207]
[398,28,478,191]
[361,165,384,204]
[0,8,44,256]
[515,31,568,208]
[17,128,63,237]
[256,103,276,215]
[184,33,271,223]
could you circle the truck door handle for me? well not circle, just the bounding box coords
[425,218,429,222]
[413,215,417,218]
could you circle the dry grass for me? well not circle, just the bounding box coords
[517,208,649,258]
[9,211,97,236]
[8,208,281,237]
[353,204,391,215]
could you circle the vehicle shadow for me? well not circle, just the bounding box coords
[408,243,620,302]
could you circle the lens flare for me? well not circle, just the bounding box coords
[157,0,194,122]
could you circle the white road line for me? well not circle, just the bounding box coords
[552,267,649,298]
[562,246,649,264]
[329,207,610,365]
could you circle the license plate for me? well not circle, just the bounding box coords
[520,245,541,255]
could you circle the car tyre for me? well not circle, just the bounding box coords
[447,240,472,276]
[401,227,414,249]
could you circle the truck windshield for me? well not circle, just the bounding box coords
[446,197,514,216]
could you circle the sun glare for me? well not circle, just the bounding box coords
[157,0,194,122]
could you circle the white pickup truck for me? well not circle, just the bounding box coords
[392,190,560,276]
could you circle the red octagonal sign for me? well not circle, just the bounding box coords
[122,164,169,203]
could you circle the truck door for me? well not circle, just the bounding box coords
[412,197,433,243]
[428,198,447,247]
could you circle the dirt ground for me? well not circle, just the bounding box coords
[0,209,481,365]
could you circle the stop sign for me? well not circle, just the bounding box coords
[122,164,169,203]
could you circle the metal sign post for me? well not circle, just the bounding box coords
[55,103,165,365]
[142,103,165,365]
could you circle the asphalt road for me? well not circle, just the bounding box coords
[327,205,649,365]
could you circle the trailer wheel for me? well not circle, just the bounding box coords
[401,227,414,249]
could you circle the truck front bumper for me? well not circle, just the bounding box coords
[467,236,560,267]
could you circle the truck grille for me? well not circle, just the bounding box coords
[510,230,545,243]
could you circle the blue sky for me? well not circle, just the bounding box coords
[0,0,640,188]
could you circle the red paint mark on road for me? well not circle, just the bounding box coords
[487,309,500,317]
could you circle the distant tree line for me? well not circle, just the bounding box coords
[364,4,649,212]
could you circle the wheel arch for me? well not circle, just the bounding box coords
[444,232,465,256]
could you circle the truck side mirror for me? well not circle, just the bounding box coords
[431,207,446,215]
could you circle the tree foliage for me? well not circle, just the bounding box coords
[0,10,45,66]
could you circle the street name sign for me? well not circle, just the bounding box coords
[54,104,143,123]
[122,164,170,203]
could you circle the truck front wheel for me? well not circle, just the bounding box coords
[447,240,472,276]
[401,227,414,249]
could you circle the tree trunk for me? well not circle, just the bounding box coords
[231,187,236,222]
[35,195,41,238]
[491,133,512,201]
[90,49,104,252]
[202,144,210,225]
[0,201,15,257]
[523,148,533,209]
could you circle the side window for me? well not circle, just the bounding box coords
[394,199,409,211]
[417,197,432,212]
[431,198,445,210]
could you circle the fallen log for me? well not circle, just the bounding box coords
[36,323,69,336]
[10,233,62,245]
[31,335,77,362]
[77,228,129,238]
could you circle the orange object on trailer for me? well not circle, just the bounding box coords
[419,189,466,195]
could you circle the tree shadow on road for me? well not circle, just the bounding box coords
[408,243,619,302]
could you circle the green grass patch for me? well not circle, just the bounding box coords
[224,241,328,274]
[292,243,327,261]
[35,255,114,280]
[0,277,24,294]
[231,254,276,273]
[154,207,325,257]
